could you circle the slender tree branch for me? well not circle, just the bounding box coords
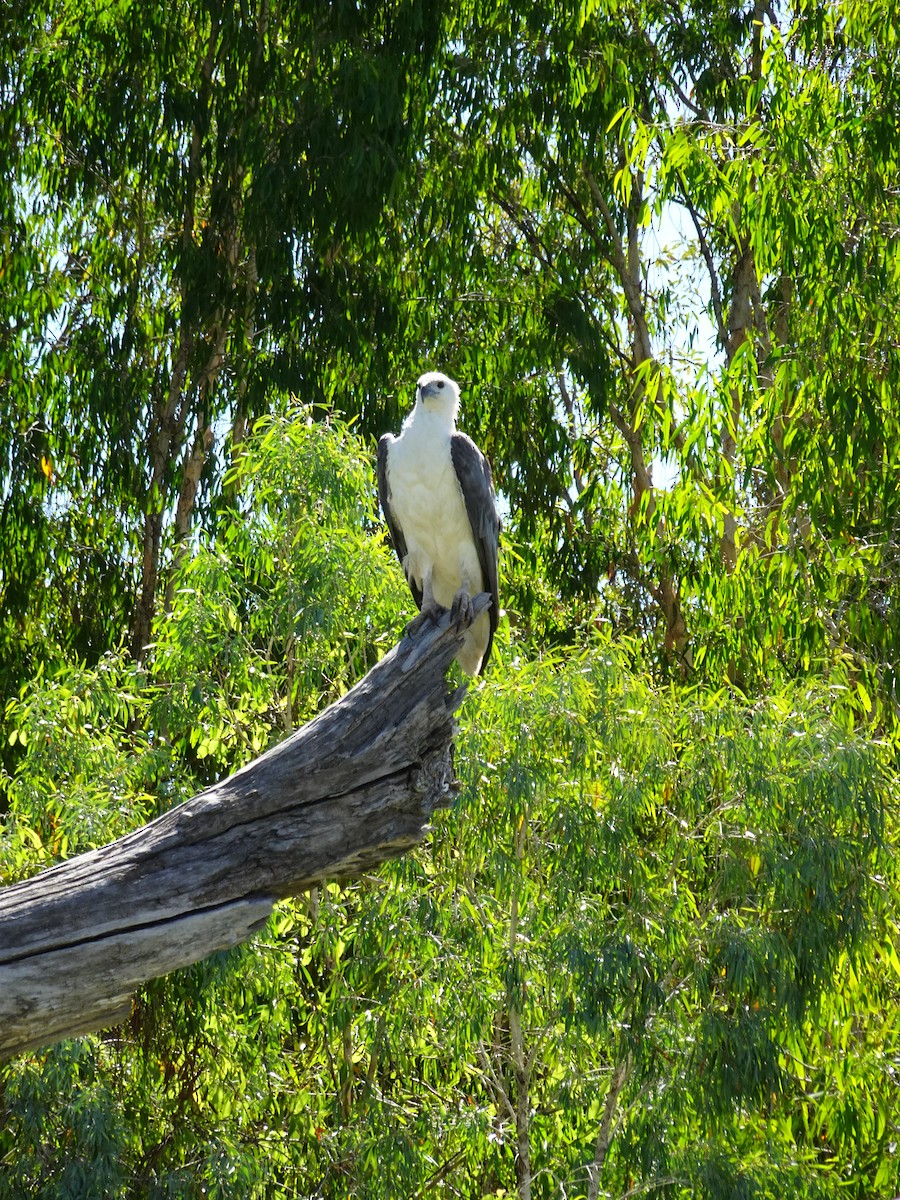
[677,188,728,348]
[495,194,557,274]
[583,166,653,364]
[475,1042,517,1125]
[586,1056,630,1200]
[410,1149,469,1199]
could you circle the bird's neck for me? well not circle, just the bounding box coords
[402,402,457,438]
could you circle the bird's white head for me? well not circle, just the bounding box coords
[415,371,460,426]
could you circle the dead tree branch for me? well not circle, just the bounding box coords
[0,597,491,1061]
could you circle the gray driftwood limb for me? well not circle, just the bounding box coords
[0,596,491,1062]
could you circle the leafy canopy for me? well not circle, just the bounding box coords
[2,1,900,1197]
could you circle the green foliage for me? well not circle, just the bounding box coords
[0,0,450,697]
[2,1,900,1197]
[1,649,182,882]
[3,637,896,1197]
[154,411,408,775]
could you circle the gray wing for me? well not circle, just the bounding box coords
[450,432,501,669]
[377,433,424,610]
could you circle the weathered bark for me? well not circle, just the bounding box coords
[0,597,490,1062]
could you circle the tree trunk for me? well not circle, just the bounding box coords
[0,597,490,1062]
[130,19,221,662]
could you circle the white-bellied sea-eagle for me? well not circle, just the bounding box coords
[377,371,501,675]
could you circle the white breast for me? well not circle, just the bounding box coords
[387,411,484,608]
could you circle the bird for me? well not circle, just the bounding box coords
[377,371,501,675]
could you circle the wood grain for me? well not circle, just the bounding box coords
[0,597,490,1061]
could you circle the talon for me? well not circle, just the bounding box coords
[450,590,475,629]
[405,605,442,637]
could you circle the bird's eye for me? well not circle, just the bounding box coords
[437,380,445,389]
